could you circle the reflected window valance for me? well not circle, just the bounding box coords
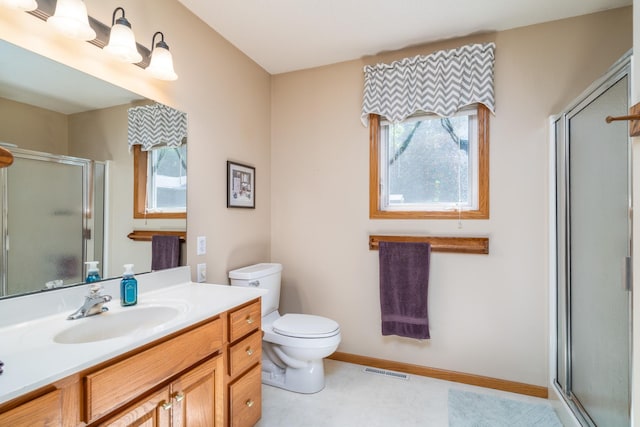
[128,103,187,151]
[361,42,495,126]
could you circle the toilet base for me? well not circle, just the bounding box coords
[261,358,326,394]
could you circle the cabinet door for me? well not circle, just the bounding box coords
[171,355,224,427]
[97,388,171,427]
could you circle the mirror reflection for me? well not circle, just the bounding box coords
[0,39,187,299]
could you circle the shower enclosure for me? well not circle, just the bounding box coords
[0,148,105,297]
[552,54,631,426]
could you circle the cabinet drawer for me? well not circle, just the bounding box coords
[85,318,222,422]
[0,390,61,426]
[229,364,262,427]
[229,300,261,342]
[229,330,262,377]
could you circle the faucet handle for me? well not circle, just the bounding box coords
[88,284,103,296]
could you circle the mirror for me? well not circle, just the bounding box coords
[0,39,187,299]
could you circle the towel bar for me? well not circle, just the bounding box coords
[605,102,640,137]
[369,235,489,254]
[128,230,186,242]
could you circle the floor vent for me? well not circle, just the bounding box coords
[363,367,409,380]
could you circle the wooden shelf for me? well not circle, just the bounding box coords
[127,230,186,242]
[369,235,489,254]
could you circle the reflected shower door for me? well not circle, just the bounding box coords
[6,155,87,296]
[567,73,630,425]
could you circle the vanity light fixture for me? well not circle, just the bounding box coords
[146,31,178,81]
[0,0,37,12]
[47,0,95,41]
[22,0,178,81]
[103,7,142,63]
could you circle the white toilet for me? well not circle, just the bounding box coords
[229,263,341,394]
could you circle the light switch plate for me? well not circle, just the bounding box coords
[197,263,207,283]
[196,236,206,255]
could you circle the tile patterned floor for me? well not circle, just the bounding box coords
[256,359,560,427]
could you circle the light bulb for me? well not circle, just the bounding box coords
[104,9,142,63]
[47,0,95,41]
[0,0,38,11]
[146,33,178,81]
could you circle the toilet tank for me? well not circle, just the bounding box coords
[228,263,282,316]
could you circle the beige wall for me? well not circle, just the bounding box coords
[0,97,68,153]
[271,8,631,387]
[0,0,272,283]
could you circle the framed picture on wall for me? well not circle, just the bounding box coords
[227,161,255,208]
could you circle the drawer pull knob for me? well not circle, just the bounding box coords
[174,392,185,402]
[246,347,254,356]
[162,402,172,410]
[246,399,254,408]
[246,316,254,324]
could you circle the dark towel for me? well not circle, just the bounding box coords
[151,235,180,271]
[379,241,431,339]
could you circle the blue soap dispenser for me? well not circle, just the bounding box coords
[120,264,138,306]
[85,261,101,283]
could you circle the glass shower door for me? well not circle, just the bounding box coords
[5,154,87,296]
[556,66,631,426]
[567,73,630,426]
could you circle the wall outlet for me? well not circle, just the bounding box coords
[196,263,207,283]
[197,236,206,255]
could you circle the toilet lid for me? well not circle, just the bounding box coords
[272,314,340,338]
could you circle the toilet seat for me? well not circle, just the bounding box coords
[273,314,340,338]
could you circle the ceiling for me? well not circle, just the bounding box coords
[177,0,631,75]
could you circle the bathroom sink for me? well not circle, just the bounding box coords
[54,306,181,344]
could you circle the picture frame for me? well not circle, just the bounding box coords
[227,161,255,208]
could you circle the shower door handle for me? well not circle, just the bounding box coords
[624,256,632,291]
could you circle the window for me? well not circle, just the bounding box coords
[133,144,187,219]
[370,104,489,219]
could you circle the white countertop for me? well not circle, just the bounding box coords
[0,267,265,405]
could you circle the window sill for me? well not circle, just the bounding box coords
[369,208,489,220]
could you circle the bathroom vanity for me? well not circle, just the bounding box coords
[0,267,264,427]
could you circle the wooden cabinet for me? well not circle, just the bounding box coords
[0,298,262,427]
[229,330,262,377]
[226,300,262,427]
[0,375,81,427]
[170,355,224,427]
[85,318,222,423]
[229,364,262,427]
[229,301,261,342]
[101,355,223,427]
[0,390,62,427]
[98,388,171,427]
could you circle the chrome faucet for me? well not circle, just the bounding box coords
[67,284,112,320]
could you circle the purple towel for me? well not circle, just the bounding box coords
[379,241,431,339]
[151,235,180,271]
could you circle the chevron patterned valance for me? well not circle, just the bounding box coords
[128,103,187,151]
[361,42,495,126]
